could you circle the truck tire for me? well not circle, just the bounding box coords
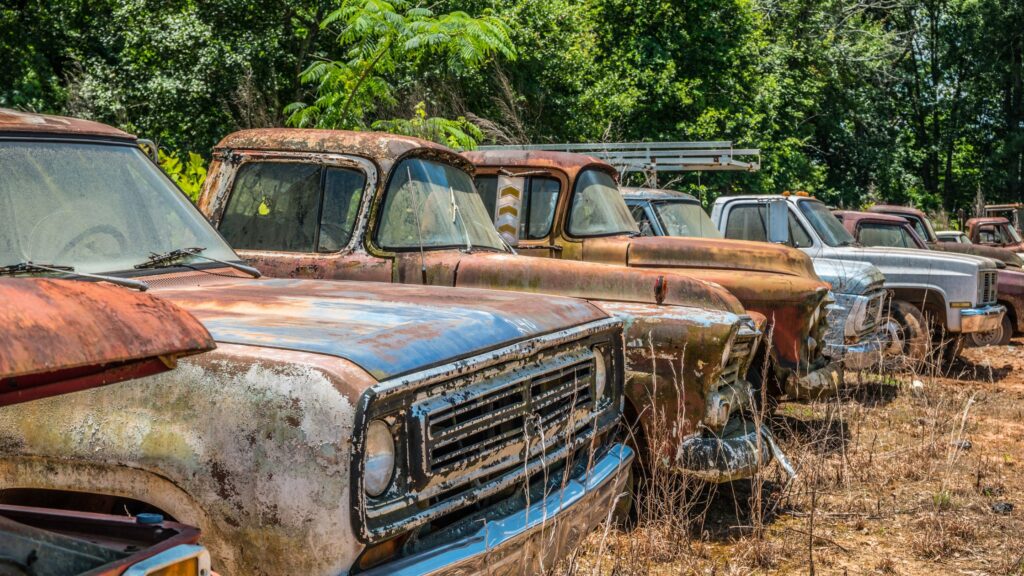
[967,314,1013,347]
[886,300,930,368]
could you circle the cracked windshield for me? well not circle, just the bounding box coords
[0,140,237,275]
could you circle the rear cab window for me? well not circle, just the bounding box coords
[219,162,366,253]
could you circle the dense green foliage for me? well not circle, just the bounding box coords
[3,0,1023,211]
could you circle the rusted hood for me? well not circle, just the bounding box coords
[154,277,606,381]
[583,235,820,279]
[0,279,214,406]
[931,242,1023,267]
[450,252,746,314]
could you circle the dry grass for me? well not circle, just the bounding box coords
[552,340,1024,575]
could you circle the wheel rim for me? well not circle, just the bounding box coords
[883,318,905,355]
[970,325,1003,347]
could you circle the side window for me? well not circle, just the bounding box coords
[628,203,655,236]
[788,212,813,247]
[220,162,365,253]
[724,204,767,242]
[318,168,366,252]
[978,226,997,243]
[475,175,499,220]
[525,177,559,239]
[858,223,910,248]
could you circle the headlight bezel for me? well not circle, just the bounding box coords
[364,419,397,498]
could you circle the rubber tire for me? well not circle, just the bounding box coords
[967,313,1013,347]
[889,300,931,368]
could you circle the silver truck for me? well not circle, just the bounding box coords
[710,194,1005,363]
[622,187,886,371]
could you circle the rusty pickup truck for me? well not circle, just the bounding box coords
[197,129,786,484]
[966,217,1024,255]
[0,278,214,576]
[463,150,834,402]
[0,109,632,576]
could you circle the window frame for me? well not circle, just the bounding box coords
[217,153,377,255]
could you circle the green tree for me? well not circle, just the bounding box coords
[285,0,515,143]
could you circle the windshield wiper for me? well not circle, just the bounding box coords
[0,261,149,291]
[134,247,261,278]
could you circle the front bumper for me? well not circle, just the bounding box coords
[824,335,885,371]
[363,444,633,576]
[784,361,844,400]
[675,419,787,483]
[960,304,1006,333]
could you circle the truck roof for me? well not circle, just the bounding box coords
[0,108,135,141]
[832,210,910,226]
[967,216,1011,226]
[462,149,616,181]
[869,204,924,218]
[214,128,473,172]
[620,187,698,202]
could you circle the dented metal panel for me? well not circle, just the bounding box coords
[0,279,214,406]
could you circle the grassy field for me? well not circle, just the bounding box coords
[559,342,1024,575]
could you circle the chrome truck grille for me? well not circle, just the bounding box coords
[858,289,886,338]
[980,271,998,305]
[354,324,623,543]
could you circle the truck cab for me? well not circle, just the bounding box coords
[623,187,887,372]
[966,217,1024,255]
[712,194,1005,364]
[198,129,783,484]
[0,109,632,575]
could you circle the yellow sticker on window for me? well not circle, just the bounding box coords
[258,199,271,216]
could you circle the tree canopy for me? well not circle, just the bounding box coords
[2,0,1022,211]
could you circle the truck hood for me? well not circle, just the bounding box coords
[154,277,605,380]
[812,258,885,295]
[818,245,999,274]
[0,279,214,406]
[930,242,1023,268]
[594,235,819,279]
[439,252,746,314]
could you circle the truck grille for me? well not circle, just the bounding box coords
[422,356,594,476]
[858,290,885,337]
[980,271,998,305]
[360,333,620,542]
[718,321,759,387]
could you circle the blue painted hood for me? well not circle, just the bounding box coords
[155,277,606,380]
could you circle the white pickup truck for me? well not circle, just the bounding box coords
[711,194,1005,363]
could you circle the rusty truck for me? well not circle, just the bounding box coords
[0,109,632,576]
[463,150,835,402]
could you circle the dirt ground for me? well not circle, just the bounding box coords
[559,342,1024,575]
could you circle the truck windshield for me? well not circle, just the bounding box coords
[567,169,639,237]
[1003,224,1023,243]
[377,158,506,252]
[0,140,239,275]
[653,200,722,239]
[799,199,856,247]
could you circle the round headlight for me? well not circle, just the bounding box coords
[364,419,395,497]
[593,351,607,401]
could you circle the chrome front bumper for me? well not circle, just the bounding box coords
[363,444,633,576]
[824,334,885,371]
[960,304,1006,333]
[675,419,791,483]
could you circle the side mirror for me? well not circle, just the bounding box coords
[137,139,159,164]
[766,200,790,244]
[494,176,526,248]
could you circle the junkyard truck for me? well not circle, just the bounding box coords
[0,109,632,576]
[463,150,836,402]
